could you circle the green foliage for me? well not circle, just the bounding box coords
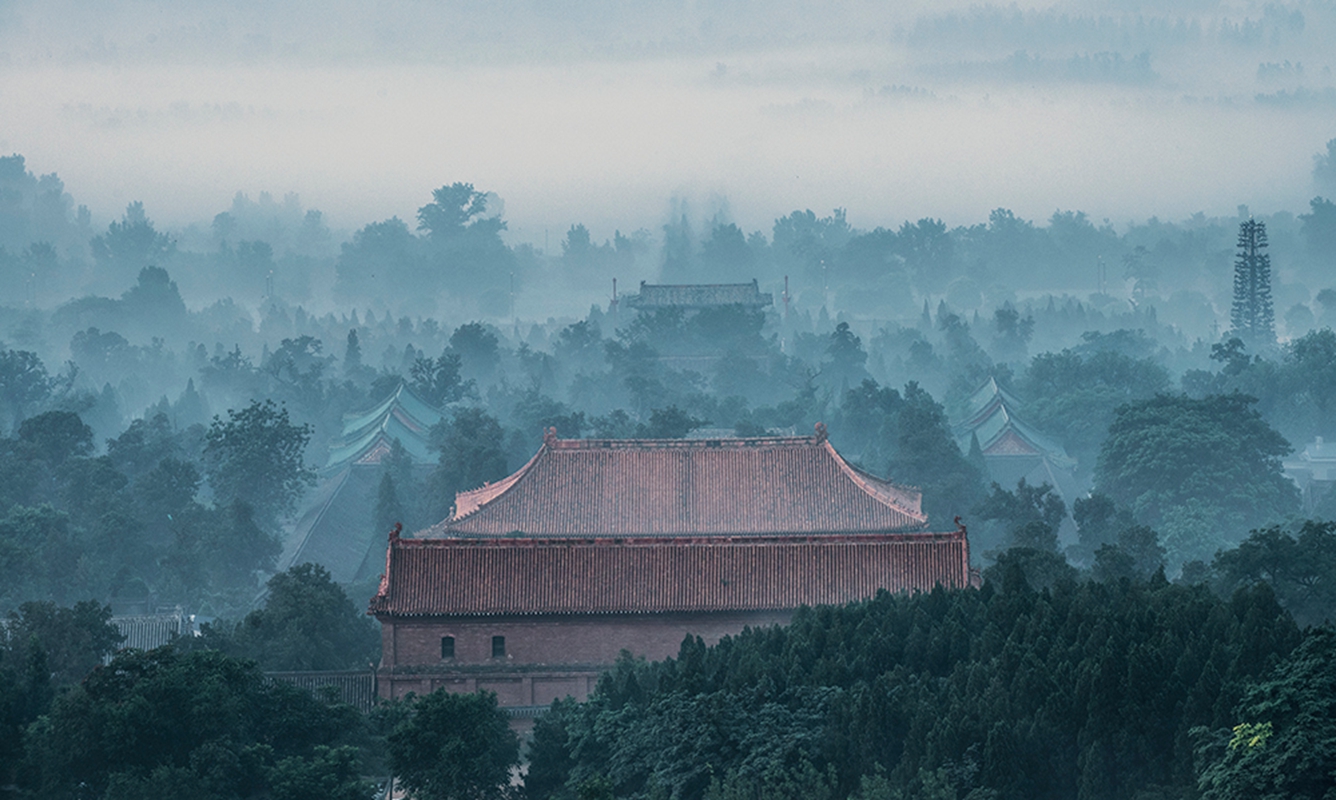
[22,646,371,800]
[1194,628,1336,799]
[430,407,509,517]
[1071,492,1136,562]
[1091,525,1166,583]
[981,546,1078,590]
[0,348,54,433]
[161,500,283,605]
[376,471,406,538]
[334,217,421,306]
[1095,393,1298,567]
[1020,344,1170,472]
[2,600,123,685]
[203,399,315,528]
[450,322,503,381]
[0,504,81,607]
[1211,520,1336,627]
[0,600,123,784]
[1230,220,1275,348]
[1187,329,1336,444]
[835,380,984,525]
[638,405,708,439]
[386,689,520,800]
[529,579,1298,800]
[205,563,380,671]
[267,745,372,800]
[17,409,94,465]
[704,759,837,800]
[974,479,1066,552]
[824,322,870,389]
[1299,197,1336,264]
[412,352,475,406]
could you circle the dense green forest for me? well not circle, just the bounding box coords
[525,573,1305,800]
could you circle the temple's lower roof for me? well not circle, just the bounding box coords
[370,530,973,617]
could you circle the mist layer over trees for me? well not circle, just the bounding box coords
[1,139,1336,617]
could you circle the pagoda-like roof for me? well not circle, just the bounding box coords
[624,280,773,310]
[421,426,927,538]
[370,530,972,617]
[954,378,1074,468]
[324,383,444,470]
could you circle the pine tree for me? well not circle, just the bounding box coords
[343,328,363,375]
[1230,220,1275,347]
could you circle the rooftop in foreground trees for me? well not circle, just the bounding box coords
[418,425,928,538]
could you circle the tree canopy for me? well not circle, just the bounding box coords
[22,646,371,800]
[203,399,315,529]
[1095,393,1298,566]
[527,575,1299,800]
[202,563,380,672]
[386,689,520,800]
[1194,627,1336,800]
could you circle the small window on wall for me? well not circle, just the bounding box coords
[441,636,455,659]
[491,635,506,658]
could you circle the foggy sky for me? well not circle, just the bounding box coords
[2,0,1333,242]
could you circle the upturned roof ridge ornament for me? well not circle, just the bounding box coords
[389,521,402,542]
[543,427,559,447]
[814,421,828,443]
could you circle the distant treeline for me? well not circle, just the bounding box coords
[3,150,1336,337]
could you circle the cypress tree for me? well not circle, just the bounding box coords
[343,328,363,375]
[1230,219,1275,348]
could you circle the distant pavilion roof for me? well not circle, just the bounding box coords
[953,377,1074,469]
[421,426,927,538]
[370,530,973,617]
[624,280,773,310]
[324,383,444,470]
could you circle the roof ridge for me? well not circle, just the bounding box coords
[448,443,547,523]
[637,280,762,288]
[551,435,819,450]
[394,530,964,548]
[821,440,925,522]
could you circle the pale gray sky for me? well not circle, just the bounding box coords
[2,0,1332,241]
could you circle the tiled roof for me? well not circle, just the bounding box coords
[369,531,973,617]
[624,280,774,309]
[282,466,385,583]
[325,383,444,470]
[952,378,1074,469]
[111,609,193,651]
[424,429,927,537]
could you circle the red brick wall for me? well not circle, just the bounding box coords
[376,610,792,705]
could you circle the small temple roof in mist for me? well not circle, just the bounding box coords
[624,279,773,310]
[324,383,444,470]
[370,530,972,617]
[953,377,1074,469]
[280,383,444,584]
[419,426,927,538]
